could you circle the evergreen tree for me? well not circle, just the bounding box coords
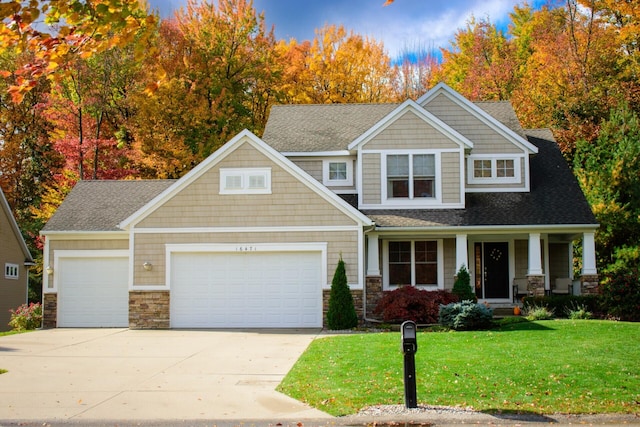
[326,256,358,330]
[452,265,476,302]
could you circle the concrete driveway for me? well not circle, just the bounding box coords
[0,328,331,422]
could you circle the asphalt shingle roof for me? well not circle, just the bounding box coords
[42,180,175,232]
[360,130,597,228]
[262,101,527,152]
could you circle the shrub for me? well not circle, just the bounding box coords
[524,303,554,320]
[8,302,42,331]
[599,266,640,321]
[522,295,600,318]
[326,257,358,330]
[374,286,458,324]
[438,300,494,330]
[565,302,593,320]
[452,265,476,302]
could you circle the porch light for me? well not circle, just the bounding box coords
[46,265,53,275]
[143,261,153,271]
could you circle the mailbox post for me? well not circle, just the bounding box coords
[401,320,418,408]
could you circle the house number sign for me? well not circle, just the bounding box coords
[236,245,258,252]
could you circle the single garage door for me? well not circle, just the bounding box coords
[170,251,323,328]
[57,256,129,327]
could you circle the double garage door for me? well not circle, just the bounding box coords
[56,250,323,328]
[170,251,323,328]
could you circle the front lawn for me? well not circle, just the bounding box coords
[277,320,640,416]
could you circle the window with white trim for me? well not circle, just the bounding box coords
[4,263,19,280]
[322,158,353,186]
[385,240,441,287]
[220,168,271,194]
[468,156,520,184]
[386,154,435,199]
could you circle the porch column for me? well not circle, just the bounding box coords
[528,233,543,275]
[581,231,599,295]
[582,232,597,276]
[528,233,545,296]
[455,234,468,271]
[366,233,380,276]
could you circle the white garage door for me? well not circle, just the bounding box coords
[170,251,323,328]
[57,256,129,327]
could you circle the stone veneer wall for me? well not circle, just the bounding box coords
[43,293,57,328]
[527,275,546,296]
[580,275,600,295]
[129,290,170,329]
[365,275,383,319]
[322,289,363,326]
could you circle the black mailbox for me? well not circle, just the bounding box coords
[401,320,418,353]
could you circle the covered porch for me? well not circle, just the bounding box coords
[363,228,599,318]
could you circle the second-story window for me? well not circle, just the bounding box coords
[387,154,435,199]
[468,156,520,184]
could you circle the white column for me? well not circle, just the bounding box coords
[582,232,598,275]
[366,234,380,276]
[528,233,543,275]
[455,234,468,272]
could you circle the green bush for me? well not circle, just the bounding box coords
[565,302,593,319]
[524,303,554,320]
[326,257,358,330]
[438,300,493,330]
[8,302,42,331]
[599,266,640,321]
[452,265,476,302]
[522,295,599,318]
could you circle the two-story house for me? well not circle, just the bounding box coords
[40,83,598,328]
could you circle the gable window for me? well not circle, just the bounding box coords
[4,263,18,280]
[384,240,442,288]
[468,156,520,184]
[386,154,435,199]
[322,158,353,187]
[220,168,271,194]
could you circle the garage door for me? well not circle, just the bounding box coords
[57,256,129,327]
[170,251,323,328]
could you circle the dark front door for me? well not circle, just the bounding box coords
[474,242,510,299]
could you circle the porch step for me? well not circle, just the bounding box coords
[492,307,517,317]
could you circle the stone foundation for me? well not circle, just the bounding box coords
[43,293,57,328]
[129,290,170,329]
[365,275,383,320]
[580,274,600,295]
[527,275,546,296]
[322,288,364,326]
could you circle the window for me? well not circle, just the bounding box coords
[329,162,347,181]
[387,154,435,199]
[473,160,492,178]
[5,263,19,280]
[387,241,439,287]
[322,158,353,186]
[220,168,271,194]
[468,156,520,184]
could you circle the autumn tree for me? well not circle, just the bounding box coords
[391,42,440,101]
[132,0,278,178]
[0,0,157,103]
[276,24,395,104]
[434,17,517,101]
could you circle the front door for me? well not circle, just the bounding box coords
[474,242,510,299]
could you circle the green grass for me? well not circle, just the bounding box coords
[277,320,640,416]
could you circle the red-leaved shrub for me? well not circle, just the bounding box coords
[373,286,459,324]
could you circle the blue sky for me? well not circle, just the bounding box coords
[147,0,549,59]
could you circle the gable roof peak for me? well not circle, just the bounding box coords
[418,82,539,154]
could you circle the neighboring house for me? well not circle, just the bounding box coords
[40,83,598,329]
[0,188,34,331]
